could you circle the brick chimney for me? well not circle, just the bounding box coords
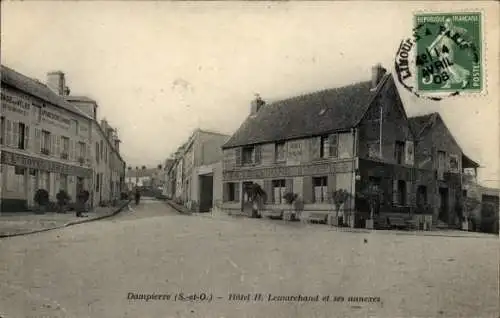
[250,94,265,116]
[371,64,387,90]
[47,71,66,95]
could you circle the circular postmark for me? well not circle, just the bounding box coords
[395,13,483,101]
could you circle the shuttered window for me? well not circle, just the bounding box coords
[242,146,254,165]
[313,176,328,203]
[254,145,262,164]
[329,134,339,158]
[6,119,13,147]
[225,182,240,202]
[272,179,286,204]
[23,124,29,151]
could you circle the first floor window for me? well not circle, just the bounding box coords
[272,179,286,204]
[313,176,328,203]
[41,130,51,154]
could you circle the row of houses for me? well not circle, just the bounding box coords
[1,65,126,212]
[160,64,498,231]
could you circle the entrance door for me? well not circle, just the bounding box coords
[198,175,214,213]
[242,181,253,212]
[438,187,449,222]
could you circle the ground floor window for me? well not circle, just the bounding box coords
[272,179,286,204]
[225,182,240,202]
[313,176,328,203]
[7,166,26,192]
[393,180,407,206]
[417,185,427,206]
[59,174,68,192]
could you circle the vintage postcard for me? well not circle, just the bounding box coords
[0,1,498,318]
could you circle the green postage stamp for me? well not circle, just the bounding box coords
[395,11,484,99]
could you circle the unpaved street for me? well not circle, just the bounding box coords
[0,199,498,318]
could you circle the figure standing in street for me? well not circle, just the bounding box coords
[135,188,141,205]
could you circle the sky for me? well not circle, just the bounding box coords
[1,1,499,187]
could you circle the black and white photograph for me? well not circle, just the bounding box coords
[0,1,499,317]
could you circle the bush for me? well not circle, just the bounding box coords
[34,189,49,206]
[120,192,129,200]
[283,192,298,205]
[77,190,90,204]
[56,190,70,205]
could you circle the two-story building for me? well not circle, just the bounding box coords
[408,112,480,227]
[221,64,444,228]
[167,129,229,212]
[1,65,93,212]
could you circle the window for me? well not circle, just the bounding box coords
[449,154,459,172]
[78,142,86,161]
[320,136,328,158]
[61,136,70,159]
[226,183,240,202]
[41,130,51,155]
[96,142,100,163]
[393,180,407,206]
[17,122,27,150]
[100,140,104,159]
[313,176,328,203]
[272,179,286,204]
[437,151,446,170]
[8,166,25,192]
[417,185,428,207]
[367,142,380,158]
[395,141,405,164]
[242,146,254,165]
[275,142,286,162]
[0,116,4,145]
[96,173,100,191]
[329,134,338,158]
[60,174,68,192]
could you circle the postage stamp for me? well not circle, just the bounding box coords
[395,11,484,100]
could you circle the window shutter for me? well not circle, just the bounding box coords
[12,121,19,148]
[55,135,60,157]
[285,178,293,194]
[234,182,240,202]
[24,125,29,150]
[392,180,399,205]
[405,141,414,165]
[310,137,321,159]
[406,181,412,206]
[223,183,229,202]
[254,146,262,164]
[263,179,273,204]
[34,128,41,152]
[327,174,336,200]
[302,176,313,204]
[5,120,12,146]
[87,145,91,163]
[235,148,242,166]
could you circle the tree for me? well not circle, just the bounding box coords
[158,164,163,170]
[128,166,132,171]
[56,190,70,214]
[141,165,146,170]
[34,189,49,214]
[357,185,384,220]
[245,183,267,218]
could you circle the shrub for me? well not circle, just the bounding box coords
[56,190,70,205]
[283,192,298,205]
[34,189,49,206]
[77,190,90,204]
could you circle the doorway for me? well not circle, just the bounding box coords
[438,187,449,222]
[241,181,254,212]
[198,175,214,213]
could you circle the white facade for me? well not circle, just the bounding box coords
[0,65,126,212]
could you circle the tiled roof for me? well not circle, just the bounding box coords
[223,74,391,149]
[64,95,97,103]
[408,113,438,137]
[1,64,92,119]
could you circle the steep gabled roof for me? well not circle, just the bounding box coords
[409,112,480,168]
[223,74,391,149]
[1,64,92,119]
[408,113,438,138]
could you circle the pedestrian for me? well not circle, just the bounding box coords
[135,188,141,205]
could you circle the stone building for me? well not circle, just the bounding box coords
[221,64,469,228]
[408,112,480,227]
[167,129,229,212]
[0,65,126,212]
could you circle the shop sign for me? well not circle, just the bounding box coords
[1,150,92,177]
